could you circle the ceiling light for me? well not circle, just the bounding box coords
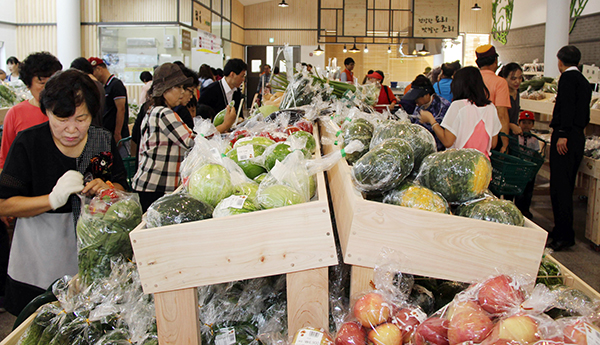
[418,47,429,55]
[313,45,324,55]
[387,46,392,53]
[364,44,369,53]
[471,3,481,10]
[278,0,289,7]
[349,44,360,53]
[343,44,347,53]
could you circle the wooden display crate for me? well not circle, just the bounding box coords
[320,124,548,300]
[128,125,337,344]
[520,95,600,126]
[578,156,600,245]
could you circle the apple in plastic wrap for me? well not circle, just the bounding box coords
[335,322,367,345]
[447,301,494,345]
[368,323,403,345]
[393,307,427,343]
[292,327,334,345]
[563,319,600,345]
[482,314,540,345]
[478,275,525,315]
[354,292,392,328]
[414,317,450,345]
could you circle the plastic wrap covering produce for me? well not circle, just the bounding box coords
[383,182,450,214]
[1,79,31,107]
[584,136,600,159]
[456,196,524,226]
[370,120,436,170]
[213,181,262,217]
[214,100,235,126]
[76,189,142,285]
[198,276,287,345]
[351,138,414,192]
[260,135,311,171]
[341,118,374,164]
[0,83,18,107]
[180,118,224,184]
[280,72,323,109]
[144,192,214,228]
[416,149,492,203]
[536,254,563,288]
[291,327,335,345]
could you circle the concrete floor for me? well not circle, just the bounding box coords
[1,182,599,342]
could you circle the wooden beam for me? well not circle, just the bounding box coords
[155,288,202,345]
[287,268,329,334]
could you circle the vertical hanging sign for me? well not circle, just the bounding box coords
[413,0,459,38]
[193,2,212,33]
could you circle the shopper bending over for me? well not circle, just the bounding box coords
[419,66,502,159]
[0,69,128,315]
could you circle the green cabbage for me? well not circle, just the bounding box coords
[213,194,261,217]
[188,164,234,207]
[258,185,304,209]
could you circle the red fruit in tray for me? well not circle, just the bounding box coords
[335,322,367,345]
[295,120,314,134]
[285,126,302,135]
[448,301,493,345]
[368,323,403,345]
[230,129,250,145]
[393,308,426,343]
[414,317,449,345]
[478,275,525,315]
[353,292,392,328]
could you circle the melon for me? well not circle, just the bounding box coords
[457,198,524,226]
[370,121,436,170]
[352,139,414,192]
[341,118,373,164]
[383,182,450,214]
[226,144,267,179]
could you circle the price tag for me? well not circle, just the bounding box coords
[221,195,247,209]
[293,329,323,345]
[237,145,255,161]
[586,323,600,345]
[215,327,236,345]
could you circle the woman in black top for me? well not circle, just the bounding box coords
[499,63,524,135]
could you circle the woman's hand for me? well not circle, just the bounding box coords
[81,178,112,197]
[419,110,435,125]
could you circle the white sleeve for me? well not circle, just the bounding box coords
[491,105,502,136]
[440,101,462,136]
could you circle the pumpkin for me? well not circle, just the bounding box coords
[383,182,450,214]
[370,121,436,170]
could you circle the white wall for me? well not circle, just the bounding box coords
[0,0,16,71]
[512,0,600,29]
[300,45,325,72]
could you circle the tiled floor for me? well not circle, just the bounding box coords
[1,182,599,342]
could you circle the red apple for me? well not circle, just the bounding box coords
[483,314,540,345]
[353,293,392,328]
[563,319,589,345]
[393,308,426,343]
[414,317,449,345]
[478,275,525,315]
[448,301,494,345]
[368,323,403,345]
[335,322,367,345]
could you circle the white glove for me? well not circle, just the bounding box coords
[49,170,84,210]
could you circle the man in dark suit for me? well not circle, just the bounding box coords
[548,45,592,251]
[198,58,246,123]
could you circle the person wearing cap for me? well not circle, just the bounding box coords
[548,45,592,251]
[340,57,355,83]
[419,66,502,159]
[367,70,397,111]
[130,63,196,210]
[198,58,246,123]
[88,57,130,151]
[0,69,128,315]
[512,110,539,220]
[475,44,511,153]
[406,75,450,151]
[70,57,105,127]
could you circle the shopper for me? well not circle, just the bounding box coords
[131,63,196,211]
[362,69,374,85]
[198,58,246,122]
[366,70,397,110]
[138,71,153,106]
[0,52,63,171]
[341,57,355,83]
[5,57,20,82]
[405,75,451,151]
[475,44,511,153]
[173,66,199,129]
[199,64,215,91]
[433,62,460,102]
[514,111,539,219]
[0,69,128,315]
[419,66,502,158]
[88,57,130,149]
[498,62,524,135]
[548,45,592,251]
[256,64,271,104]
[70,57,105,127]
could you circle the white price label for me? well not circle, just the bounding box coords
[215,327,236,345]
[586,323,600,345]
[293,329,323,345]
[237,145,255,161]
[222,195,247,209]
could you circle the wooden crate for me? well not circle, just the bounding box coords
[129,125,338,344]
[579,157,600,245]
[320,124,548,300]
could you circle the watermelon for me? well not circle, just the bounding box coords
[288,130,317,154]
[233,136,276,149]
[351,139,414,192]
[145,193,213,228]
[456,198,524,226]
[263,142,309,171]
[370,121,436,170]
[383,182,450,214]
[341,118,373,164]
[416,149,492,203]
[226,144,267,179]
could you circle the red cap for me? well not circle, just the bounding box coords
[88,57,105,67]
[519,110,535,121]
[367,71,383,80]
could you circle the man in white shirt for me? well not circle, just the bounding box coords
[198,58,247,116]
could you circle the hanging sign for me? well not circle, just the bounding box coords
[196,30,222,54]
[193,2,212,33]
[413,0,459,38]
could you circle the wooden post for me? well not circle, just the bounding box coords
[287,268,329,334]
[155,288,202,345]
[349,266,374,305]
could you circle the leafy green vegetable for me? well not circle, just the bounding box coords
[258,184,304,209]
[188,164,234,207]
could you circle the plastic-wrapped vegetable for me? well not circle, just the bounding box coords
[288,130,317,154]
[341,118,374,164]
[226,144,267,179]
[76,190,142,285]
[370,121,436,170]
[536,255,562,288]
[214,101,235,126]
[188,163,235,207]
[416,149,491,203]
[456,197,524,226]
[213,181,261,217]
[351,139,414,192]
[383,182,450,214]
[145,192,214,228]
[15,303,62,345]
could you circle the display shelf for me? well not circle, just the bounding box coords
[578,156,600,245]
[520,94,600,126]
[129,125,337,344]
[320,123,548,300]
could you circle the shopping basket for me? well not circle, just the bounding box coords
[505,132,547,176]
[118,136,137,188]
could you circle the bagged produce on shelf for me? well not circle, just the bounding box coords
[76,189,143,285]
[0,83,17,107]
[257,150,312,208]
[341,118,374,164]
[291,327,334,345]
[145,192,214,228]
[536,254,563,288]
[213,181,262,217]
[584,135,600,159]
[456,196,524,226]
[383,182,450,214]
[227,142,269,179]
[416,149,491,203]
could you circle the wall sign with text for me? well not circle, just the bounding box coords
[413,0,459,38]
[193,1,211,33]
